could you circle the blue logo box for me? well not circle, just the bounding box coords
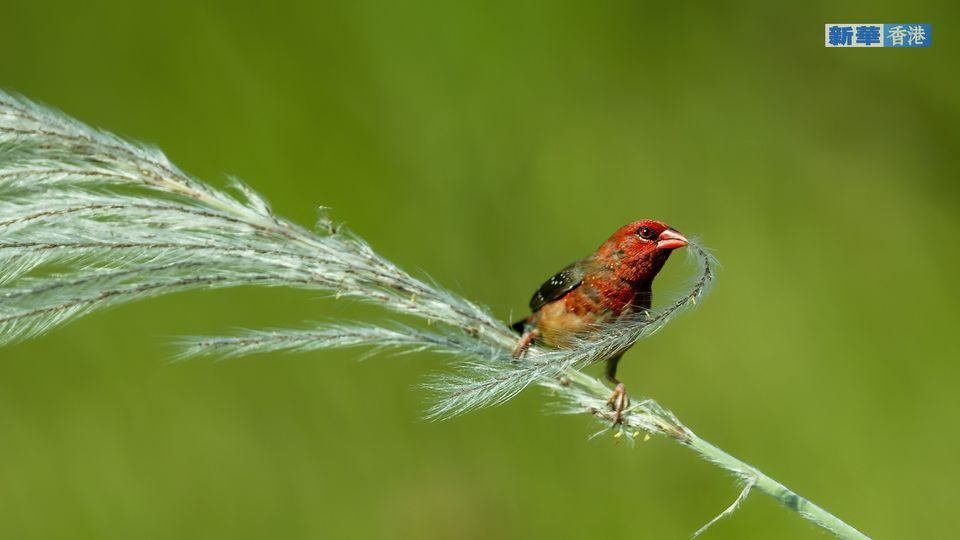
[825,24,931,47]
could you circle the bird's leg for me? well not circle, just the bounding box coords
[511,328,540,358]
[605,354,628,425]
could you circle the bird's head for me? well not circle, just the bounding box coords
[595,219,688,284]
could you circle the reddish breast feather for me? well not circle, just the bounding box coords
[573,273,636,315]
[535,272,638,347]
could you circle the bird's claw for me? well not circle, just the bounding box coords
[606,382,629,426]
[511,329,539,359]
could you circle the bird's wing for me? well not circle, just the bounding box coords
[529,260,585,312]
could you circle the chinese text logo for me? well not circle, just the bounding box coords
[825,24,931,47]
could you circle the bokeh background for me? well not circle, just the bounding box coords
[1,1,957,538]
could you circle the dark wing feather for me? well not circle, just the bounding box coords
[529,261,585,312]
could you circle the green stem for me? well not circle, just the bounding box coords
[682,430,869,539]
[557,369,869,539]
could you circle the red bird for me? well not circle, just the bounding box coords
[511,219,688,423]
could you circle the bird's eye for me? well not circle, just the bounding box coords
[636,226,654,240]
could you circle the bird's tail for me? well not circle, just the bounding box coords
[511,316,532,334]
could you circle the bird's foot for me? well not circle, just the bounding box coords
[606,383,629,425]
[510,329,539,359]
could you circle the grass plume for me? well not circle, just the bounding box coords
[0,91,869,539]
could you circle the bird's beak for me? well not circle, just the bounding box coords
[656,228,688,250]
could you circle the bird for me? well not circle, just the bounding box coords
[511,219,688,424]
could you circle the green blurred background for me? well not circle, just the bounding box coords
[1,1,957,538]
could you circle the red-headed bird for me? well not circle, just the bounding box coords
[511,219,688,423]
